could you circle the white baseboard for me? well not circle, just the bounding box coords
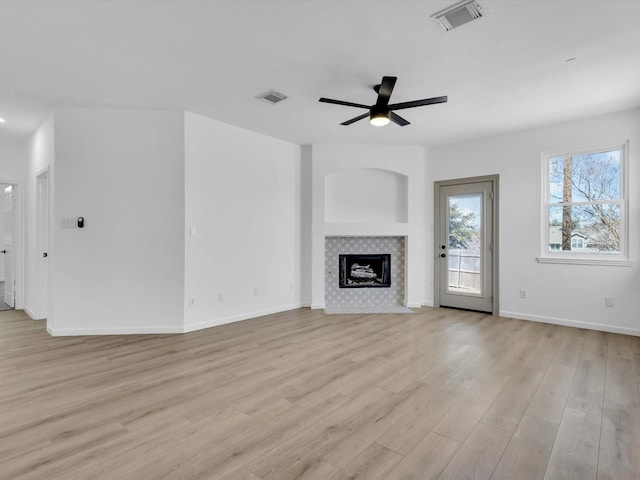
[183,303,303,333]
[408,301,433,308]
[499,310,640,337]
[23,305,43,321]
[47,324,184,336]
[45,304,305,336]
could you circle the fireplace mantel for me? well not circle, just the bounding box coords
[324,222,409,237]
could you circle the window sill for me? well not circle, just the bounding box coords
[536,257,633,267]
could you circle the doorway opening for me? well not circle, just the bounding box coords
[1,183,16,310]
[434,175,499,314]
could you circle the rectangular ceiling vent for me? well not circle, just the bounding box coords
[256,89,288,104]
[432,0,483,31]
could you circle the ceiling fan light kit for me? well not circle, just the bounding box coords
[369,106,390,127]
[319,76,447,128]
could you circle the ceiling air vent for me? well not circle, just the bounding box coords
[432,0,483,31]
[256,89,288,104]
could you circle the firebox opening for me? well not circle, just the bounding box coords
[339,254,391,288]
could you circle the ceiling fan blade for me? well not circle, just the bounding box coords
[340,112,369,126]
[390,112,410,126]
[388,96,448,111]
[319,97,370,109]
[376,76,397,107]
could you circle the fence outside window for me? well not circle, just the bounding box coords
[448,249,481,294]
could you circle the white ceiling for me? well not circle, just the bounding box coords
[1,0,639,147]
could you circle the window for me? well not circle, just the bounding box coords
[540,142,630,265]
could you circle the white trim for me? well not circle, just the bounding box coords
[46,303,305,336]
[500,310,640,337]
[183,303,303,333]
[536,257,632,266]
[23,305,43,320]
[47,324,184,336]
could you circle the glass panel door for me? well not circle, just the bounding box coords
[437,180,494,313]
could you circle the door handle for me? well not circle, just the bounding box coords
[440,253,446,258]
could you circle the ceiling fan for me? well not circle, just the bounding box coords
[319,76,447,127]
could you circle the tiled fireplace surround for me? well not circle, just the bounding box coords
[324,236,406,308]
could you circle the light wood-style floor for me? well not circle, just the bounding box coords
[1,307,639,480]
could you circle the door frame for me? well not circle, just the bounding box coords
[434,174,499,315]
[35,168,50,320]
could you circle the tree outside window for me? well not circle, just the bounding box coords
[544,143,627,259]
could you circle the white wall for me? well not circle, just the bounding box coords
[0,140,26,182]
[183,112,302,331]
[309,144,427,308]
[300,145,313,306]
[48,108,185,334]
[429,108,640,335]
[325,169,408,223]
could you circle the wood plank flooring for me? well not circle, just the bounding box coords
[1,307,639,480]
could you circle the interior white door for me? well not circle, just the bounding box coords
[36,171,49,319]
[3,185,14,307]
[437,180,495,313]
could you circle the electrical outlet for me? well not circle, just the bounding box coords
[520,289,527,299]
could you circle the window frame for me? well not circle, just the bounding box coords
[538,140,631,266]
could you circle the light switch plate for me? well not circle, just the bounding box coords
[61,217,77,228]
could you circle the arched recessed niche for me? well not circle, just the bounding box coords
[324,168,408,223]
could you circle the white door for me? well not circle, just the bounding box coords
[36,171,49,319]
[435,178,497,313]
[3,185,14,307]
